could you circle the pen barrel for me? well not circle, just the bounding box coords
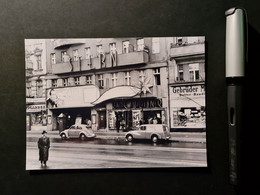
[227,83,244,185]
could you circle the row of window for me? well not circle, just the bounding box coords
[51,69,161,88]
[50,38,160,65]
[26,80,44,98]
[177,63,202,82]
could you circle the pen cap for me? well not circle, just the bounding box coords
[225,8,246,78]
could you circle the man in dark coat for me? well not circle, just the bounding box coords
[38,130,50,167]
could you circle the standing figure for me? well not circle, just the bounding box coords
[86,118,92,128]
[38,130,50,167]
[116,113,121,133]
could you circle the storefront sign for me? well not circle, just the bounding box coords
[113,99,162,109]
[27,104,46,112]
[172,85,205,97]
[26,98,45,103]
[98,52,118,67]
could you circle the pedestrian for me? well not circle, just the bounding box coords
[152,117,158,124]
[116,113,121,133]
[86,118,92,128]
[139,118,143,126]
[148,116,153,124]
[38,130,50,167]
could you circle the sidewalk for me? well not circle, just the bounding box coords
[27,130,206,143]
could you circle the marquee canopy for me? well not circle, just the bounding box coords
[92,86,140,105]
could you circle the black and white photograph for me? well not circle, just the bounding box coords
[25,37,207,170]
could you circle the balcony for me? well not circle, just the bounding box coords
[52,51,149,74]
[170,42,205,58]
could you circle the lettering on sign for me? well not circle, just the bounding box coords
[26,104,46,112]
[113,99,162,109]
[99,53,106,68]
[172,85,205,97]
[110,52,117,67]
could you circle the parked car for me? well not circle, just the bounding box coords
[125,124,171,143]
[60,124,96,140]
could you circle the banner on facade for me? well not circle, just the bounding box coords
[47,85,100,108]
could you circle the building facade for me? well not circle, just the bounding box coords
[44,38,172,131]
[25,37,206,132]
[25,39,48,131]
[169,37,206,130]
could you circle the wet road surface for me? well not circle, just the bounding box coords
[26,136,207,170]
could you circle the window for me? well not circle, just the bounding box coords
[52,79,57,88]
[137,38,144,51]
[74,77,80,85]
[86,75,92,84]
[36,80,43,97]
[178,65,184,81]
[123,41,130,53]
[111,73,118,87]
[85,47,91,59]
[61,51,67,62]
[124,72,131,85]
[73,49,79,61]
[152,38,160,54]
[97,45,103,56]
[50,53,56,65]
[189,63,200,81]
[36,55,42,69]
[153,68,161,85]
[26,81,32,97]
[140,126,146,130]
[63,78,68,87]
[109,43,116,54]
[98,74,104,88]
[139,70,145,83]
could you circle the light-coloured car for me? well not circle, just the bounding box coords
[125,124,171,143]
[60,124,96,140]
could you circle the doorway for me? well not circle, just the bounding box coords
[98,111,107,129]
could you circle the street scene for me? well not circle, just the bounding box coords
[25,37,207,170]
[26,131,207,170]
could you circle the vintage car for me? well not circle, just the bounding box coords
[60,124,96,140]
[125,124,171,143]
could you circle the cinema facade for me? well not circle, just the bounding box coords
[43,38,170,131]
[25,37,206,132]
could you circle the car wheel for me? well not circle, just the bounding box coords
[151,135,158,143]
[61,133,67,139]
[80,134,86,141]
[126,134,133,142]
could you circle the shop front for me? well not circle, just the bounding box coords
[26,98,47,131]
[46,85,100,130]
[169,83,206,131]
[106,98,166,131]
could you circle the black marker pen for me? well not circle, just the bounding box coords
[225,7,247,185]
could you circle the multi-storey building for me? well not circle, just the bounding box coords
[25,37,206,132]
[168,37,206,130]
[25,39,48,131]
[45,38,172,131]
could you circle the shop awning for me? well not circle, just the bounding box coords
[92,86,140,105]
